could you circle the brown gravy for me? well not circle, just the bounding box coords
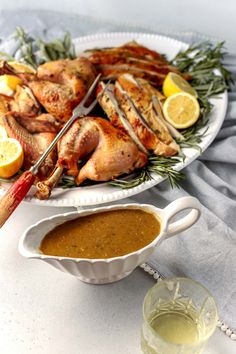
[40,209,161,259]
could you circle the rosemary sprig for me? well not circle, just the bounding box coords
[14,27,38,68]
[170,41,233,150]
[36,32,76,63]
[7,27,76,68]
[109,156,185,189]
[58,175,76,189]
[172,42,233,100]
[172,41,233,87]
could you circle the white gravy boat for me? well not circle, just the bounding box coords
[19,196,201,284]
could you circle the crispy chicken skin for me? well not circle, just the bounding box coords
[1,114,56,178]
[0,94,12,117]
[37,57,97,93]
[29,57,97,122]
[75,117,147,184]
[88,41,190,86]
[35,117,147,199]
[28,80,76,122]
[13,113,61,134]
[11,85,40,115]
[88,41,167,64]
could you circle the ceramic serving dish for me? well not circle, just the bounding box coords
[19,196,201,284]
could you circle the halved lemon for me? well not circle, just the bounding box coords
[0,75,22,96]
[0,126,8,140]
[8,61,36,74]
[0,138,24,178]
[163,92,200,129]
[163,72,197,98]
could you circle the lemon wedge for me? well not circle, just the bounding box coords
[0,138,24,178]
[163,72,197,98]
[0,75,22,96]
[0,126,8,140]
[8,61,36,74]
[163,92,200,129]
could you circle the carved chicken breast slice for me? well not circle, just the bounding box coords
[116,74,180,156]
[96,81,148,154]
[87,41,190,85]
[114,80,178,156]
[97,64,166,87]
[87,41,168,64]
[115,81,158,151]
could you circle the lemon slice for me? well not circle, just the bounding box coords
[0,138,24,178]
[8,61,36,74]
[163,72,197,98]
[0,126,8,140]
[163,92,200,129]
[0,75,22,96]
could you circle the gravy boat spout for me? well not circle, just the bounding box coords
[19,197,201,284]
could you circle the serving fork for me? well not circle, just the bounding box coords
[0,74,106,227]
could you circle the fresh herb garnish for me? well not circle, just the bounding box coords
[109,156,185,189]
[1,27,76,68]
[170,42,233,151]
[58,175,76,189]
[36,33,76,63]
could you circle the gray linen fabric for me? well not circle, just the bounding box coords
[0,9,235,333]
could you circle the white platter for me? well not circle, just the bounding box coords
[0,32,228,207]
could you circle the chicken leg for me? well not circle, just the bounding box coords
[35,117,147,199]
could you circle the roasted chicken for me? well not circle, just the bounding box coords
[87,41,189,86]
[36,117,147,199]
[29,57,97,122]
[0,57,97,122]
[97,74,179,156]
[0,41,183,200]
[1,114,56,178]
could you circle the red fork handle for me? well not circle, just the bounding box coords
[0,171,36,228]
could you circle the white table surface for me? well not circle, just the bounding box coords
[0,1,235,352]
[0,203,234,354]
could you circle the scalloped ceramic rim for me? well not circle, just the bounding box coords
[0,32,228,207]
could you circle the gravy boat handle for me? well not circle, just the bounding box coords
[162,196,201,239]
